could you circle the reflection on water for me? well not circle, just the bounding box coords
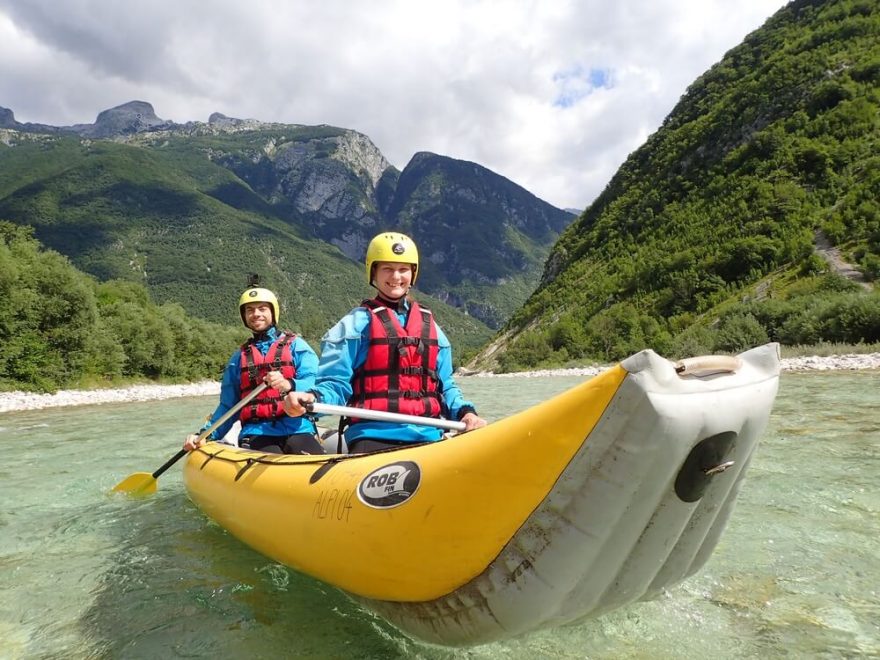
[0,371,878,658]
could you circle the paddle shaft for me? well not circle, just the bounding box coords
[307,401,466,432]
[152,382,269,479]
[151,448,187,479]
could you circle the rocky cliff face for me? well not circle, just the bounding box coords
[1,100,573,327]
[77,101,171,137]
[0,105,63,134]
[0,106,15,127]
[2,100,177,137]
[230,143,573,326]
[209,126,396,262]
[385,152,574,325]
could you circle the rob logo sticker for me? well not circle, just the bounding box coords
[358,461,421,509]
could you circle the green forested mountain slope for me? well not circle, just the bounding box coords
[0,222,245,391]
[0,107,572,337]
[471,0,880,370]
[0,135,492,351]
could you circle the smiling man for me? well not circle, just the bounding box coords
[183,281,325,455]
[284,232,487,454]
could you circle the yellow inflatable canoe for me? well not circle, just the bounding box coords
[184,343,780,645]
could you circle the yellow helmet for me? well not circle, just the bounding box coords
[238,287,279,327]
[365,232,420,286]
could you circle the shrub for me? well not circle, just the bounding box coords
[859,253,880,281]
[583,304,649,361]
[548,314,588,356]
[715,313,770,352]
[670,325,717,359]
[822,295,880,343]
[799,253,827,276]
[497,330,552,372]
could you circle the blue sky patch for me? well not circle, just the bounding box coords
[553,65,614,107]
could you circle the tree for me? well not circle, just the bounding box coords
[715,313,770,352]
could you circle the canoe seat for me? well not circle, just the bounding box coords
[319,427,349,454]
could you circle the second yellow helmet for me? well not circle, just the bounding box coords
[365,232,420,286]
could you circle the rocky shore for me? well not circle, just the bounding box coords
[1,354,878,413]
[0,381,221,414]
[469,353,880,378]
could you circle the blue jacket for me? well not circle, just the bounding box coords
[311,298,476,444]
[202,326,318,440]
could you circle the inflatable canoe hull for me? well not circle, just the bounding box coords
[184,343,780,645]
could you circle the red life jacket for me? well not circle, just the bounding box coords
[351,298,442,420]
[238,330,298,422]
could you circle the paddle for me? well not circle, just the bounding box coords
[307,401,467,432]
[111,382,269,496]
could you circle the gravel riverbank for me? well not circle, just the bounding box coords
[468,353,880,379]
[1,353,878,413]
[0,381,222,414]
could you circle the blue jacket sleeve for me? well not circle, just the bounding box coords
[291,336,318,392]
[201,349,242,440]
[311,308,371,406]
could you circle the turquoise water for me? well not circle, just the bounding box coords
[0,371,878,658]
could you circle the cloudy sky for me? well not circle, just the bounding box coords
[0,0,788,210]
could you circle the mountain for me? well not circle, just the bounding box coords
[385,152,572,327]
[188,121,573,328]
[0,131,491,352]
[0,106,64,135]
[469,0,880,370]
[0,99,171,136]
[0,101,573,330]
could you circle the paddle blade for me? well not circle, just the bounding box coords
[111,472,158,496]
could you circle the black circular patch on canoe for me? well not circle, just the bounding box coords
[675,431,737,503]
[358,461,421,509]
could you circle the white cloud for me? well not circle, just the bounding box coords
[0,0,788,209]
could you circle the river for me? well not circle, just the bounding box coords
[0,371,877,658]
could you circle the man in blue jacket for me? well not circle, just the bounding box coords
[183,284,324,455]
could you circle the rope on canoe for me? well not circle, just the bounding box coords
[195,441,429,471]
